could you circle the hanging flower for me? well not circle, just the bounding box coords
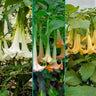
[37,38,44,63]
[45,42,61,71]
[3,26,21,58]
[85,32,96,54]
[16,27,32,60]
[71,32,85,55]
[33,36,45,72]
[52,30,64,48]
[42,37,53,63]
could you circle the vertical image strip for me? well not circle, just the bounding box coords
[0,0,32,96]
[33,0,65,95]
[66,0,96,96]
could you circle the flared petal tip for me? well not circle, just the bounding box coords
[33,64,45,72]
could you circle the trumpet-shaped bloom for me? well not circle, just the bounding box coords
[16,29,32,60]
[33,37,45,72]
[38,38,44,63]
[52,30,64,48]
[85,33,96,54]
[45,43,61,71]
[42,38,53,63]
[71,33,85,55]
[3,26,21,58]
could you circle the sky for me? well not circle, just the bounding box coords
[66,0,96,9]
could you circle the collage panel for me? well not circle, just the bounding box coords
[0,0,32,96]
[33,0,65,96]
[66,0,96,96]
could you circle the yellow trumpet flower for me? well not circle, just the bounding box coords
[71,32,85,55]
[86,33,96,54]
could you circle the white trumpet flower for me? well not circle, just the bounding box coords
[16,29,32,60]
[3,26,21,58]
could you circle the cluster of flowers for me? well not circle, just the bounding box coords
[0,16,32,62]
[66,28,96,55]
[33,30,64,72]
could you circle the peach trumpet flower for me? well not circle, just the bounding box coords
[52,30,64,48]
[33,36,45,72]
[45,43,60,71]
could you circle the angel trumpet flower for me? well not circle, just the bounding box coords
[3,26,21,58]
[42,37,53,63]
[33,36,45,72]
[85,31,96,54]
[52,30,64,48]
[71,32,85,55]
[37,37,44,63]
[16,28,32,60]
[45,42,61,71]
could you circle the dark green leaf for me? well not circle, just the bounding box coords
[79,63,95,81]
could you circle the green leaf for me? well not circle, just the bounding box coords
[66,86,96,96]
[66,86,84,96]
[90,69,96,83]
[23,0,32,6]
[49,20,64,35]
[69,18,90,29]
[79,63,95,81]
[7,3,21,15]
[5,0,22,7]
[66,70,81,86]
[66,4,79,15]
